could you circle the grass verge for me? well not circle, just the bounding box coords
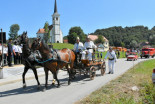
[75,59,155,104]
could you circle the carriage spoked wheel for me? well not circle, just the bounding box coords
[101,61,106,76]
[89,66,96,80]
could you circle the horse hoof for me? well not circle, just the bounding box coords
[57,85,60,88]
[23,84,26,89]
[43,88,46,92]
[68,82,71,85]
[72,76,76,80]
[37,87,40,90]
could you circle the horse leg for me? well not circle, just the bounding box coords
[53,70,60,88]
[22,66,29,89]
[43,68,49,91]
[70,63,76,80]
[32,67,41,90]
[66,65,72,85]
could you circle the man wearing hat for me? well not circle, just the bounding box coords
[73,37,84,63]
[82,35,96,61]
[104,47,117,74]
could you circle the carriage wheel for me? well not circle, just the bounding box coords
[89,66,96,80]
[101,62,106,76]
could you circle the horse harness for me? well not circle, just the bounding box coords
[34,49,71,64]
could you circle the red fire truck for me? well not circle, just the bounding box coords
[141,48,155,58]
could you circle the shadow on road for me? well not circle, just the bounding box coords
[0,85,42,98]
[0,72,107,98]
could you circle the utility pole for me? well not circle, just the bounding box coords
[0,28,3,79]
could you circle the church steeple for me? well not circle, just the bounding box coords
[54,0,58,13]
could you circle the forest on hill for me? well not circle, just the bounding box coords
[92,26,155,48]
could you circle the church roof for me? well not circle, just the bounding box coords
[54,0,58,13]
[88,34,108,42]
[37,28,46,34]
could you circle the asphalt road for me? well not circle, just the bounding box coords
[0,58,153,104]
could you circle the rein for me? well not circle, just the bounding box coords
[33,52,71,64]
[34,56,56,64]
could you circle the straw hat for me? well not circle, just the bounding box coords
[76,37,80,40]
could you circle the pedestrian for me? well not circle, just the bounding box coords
[17,45,22,64]
[13,41,19,65]
[7,39,13,67]
[3,44,8,65]
[104,47,117,74]
[0,44,2,67]
[117,50,120,59]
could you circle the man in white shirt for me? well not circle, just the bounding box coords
[73,37,83,52]
[73,37,83,63]
[13,41,19,65]
[17,45,22,64]
[3,44,8,65]
[104,47,117,74]
[82,36,96,61]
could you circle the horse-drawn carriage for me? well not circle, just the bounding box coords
[74,48,106,80]
[16,32,106,90]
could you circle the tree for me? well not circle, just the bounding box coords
[130,40,138,48]
[67,32,77,44]
[94,35,105,44]
[43,22,50,43]
[8,24,20,40]
[149,35,155,45]
[68,26,86,43]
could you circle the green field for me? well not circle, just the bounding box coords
[76,59,155,104]
[52,43,74,49]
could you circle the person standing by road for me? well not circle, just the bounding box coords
[17,45,22,64]
[13,41,19,65]
[104,47,117,74]
[3,44,8,66]
[7,39,13,67]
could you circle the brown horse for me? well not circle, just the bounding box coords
[31,38,76,90]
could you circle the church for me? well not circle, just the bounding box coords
[37,0,63,43]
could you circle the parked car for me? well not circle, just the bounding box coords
[141,48,155,58]
[127,52,138,61]
[152,68,155,84]
[125,50,131,57]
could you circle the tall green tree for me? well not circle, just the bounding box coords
[149,35,155,45]
[8,24,20,40]
[67,26,86,44]
[130,40,138,48]
[94,35,105,44]
[43,22,50,43]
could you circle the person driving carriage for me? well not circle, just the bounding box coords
[81,36,97,61]
[73,37,84,64]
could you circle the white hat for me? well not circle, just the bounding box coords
[76,37,80,40]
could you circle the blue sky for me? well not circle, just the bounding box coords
[1,0,155,39]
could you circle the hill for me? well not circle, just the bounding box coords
[52,43,74,49]
[92,26,155,48]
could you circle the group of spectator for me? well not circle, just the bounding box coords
[0,39,23,67]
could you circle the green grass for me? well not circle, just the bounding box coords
[75,59,155,104]
[52,43,74,49]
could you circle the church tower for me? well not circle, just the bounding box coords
[51,0,63,43]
